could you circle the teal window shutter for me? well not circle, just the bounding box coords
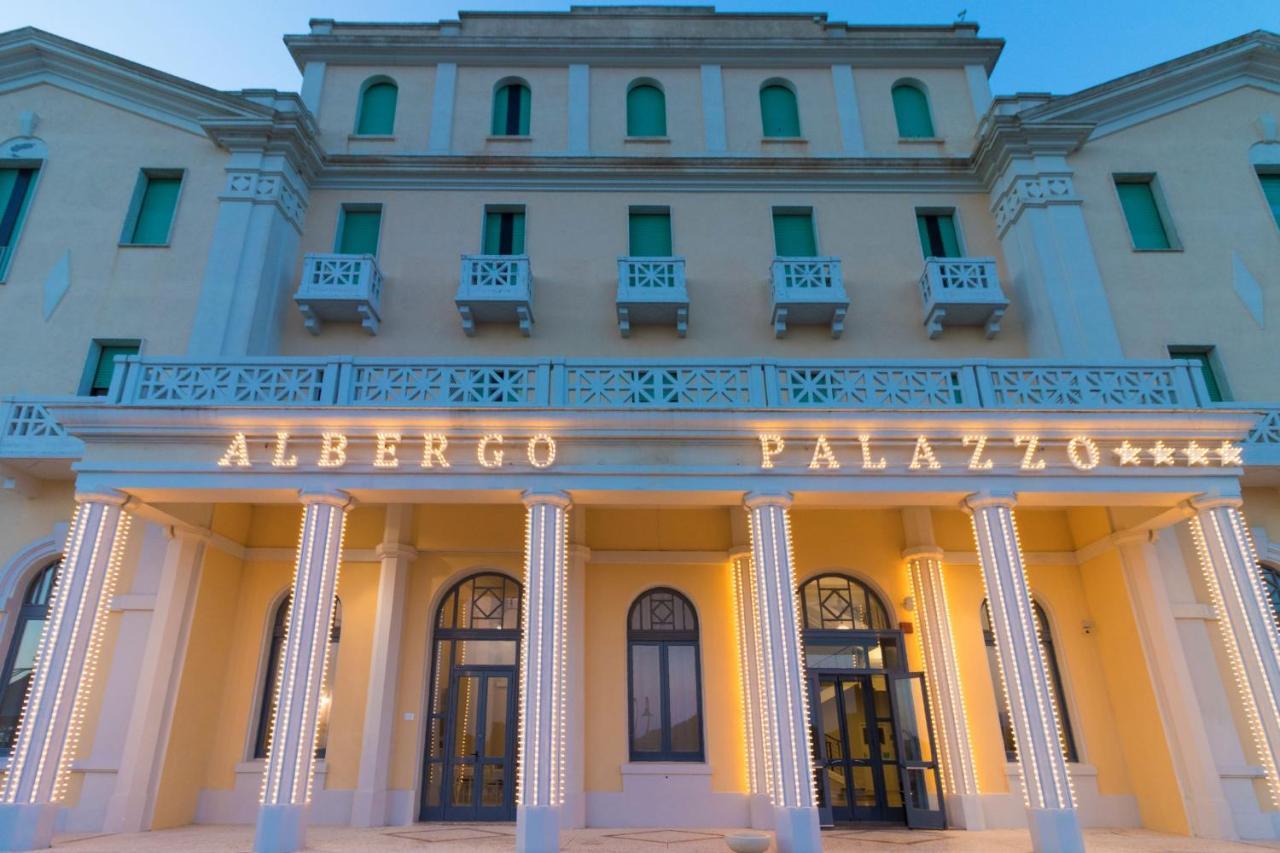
[484,210,525,255]
[772,212,816,256]
[91,344,139,396]
[1172,349,1224,402]
[337,209,381,255]
[492,84,531,136]
[628,212,672,256]
[0,167,37,276]
[916,214,961,258]
[129,175,181,245]
[759,85,800,138]
[1116,180,1171,249]
[626,85,667,137]
[356,81,398,135]
[1260,173,1280,228]
[892,84,935,138]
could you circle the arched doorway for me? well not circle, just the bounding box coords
[420,572,522,822]
[798,573,944,829]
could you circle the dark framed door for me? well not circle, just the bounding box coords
[889,672,947,829]
[811,673,905,825]
[440,667,517,821]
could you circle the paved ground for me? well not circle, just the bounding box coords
[46,824,1280,852]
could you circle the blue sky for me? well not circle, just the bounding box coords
[3,1,1276,96]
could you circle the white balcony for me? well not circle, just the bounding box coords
[616,256,689,337]
[294,253,383,335]
[918,257,1008,340]
[770,257,849,339]
[456,254,533,336]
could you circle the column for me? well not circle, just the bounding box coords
[902,507,983,829]
[562,507,589,829]
[743,492,820,853]
[730,544,773,828]
[0,490,132,852]
[1188,494,1280,812]
[516,491,571,853]
[965,492,1083,853]
[253,490,351,853]
[352,506,415,827]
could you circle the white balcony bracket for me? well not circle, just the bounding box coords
[616,257,689,338]
[456,255,534,337]
[293,253,383,336]
[919,257,1009,340]
[770,257,848,339]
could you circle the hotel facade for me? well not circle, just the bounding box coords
[0,7,1277,852]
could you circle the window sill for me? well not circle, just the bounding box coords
[486,135,533,142]
[348,134,395,142]
[624,136,671,144]
[1131,247,1184,253]
[622,761,711,776]
[118,242,172,249]
[761,136,807,144]
[898,137,945,144]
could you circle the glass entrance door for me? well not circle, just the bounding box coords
[441,668,516,821]
[812,673,905,824]
[889,672,947,829]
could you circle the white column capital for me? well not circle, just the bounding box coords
[1112,528,1157,548]
[299,488,353,510]
[522,489,571,510]
[1189,492,1244,512]
[964,490,1016,512]
[728,545,752,562]
[744,490,793,510]
[902,545,945,562]
[374,542,418,562]
[74,488,129,507]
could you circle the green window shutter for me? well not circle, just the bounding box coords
[1260,174,1280,228]
[759,85,800,138]
[337,209,381,255]
[92,344,139,395]
[492,84,531,136]
[356,82,397,135]
[484,211,525,255]
[629,213,672,256]
[0,167,37,274]
[517,85,531,135]
[627,85,667,137]
[1116,181,1170,249]
[892,84,935,138]
[772,212,816,257]
[916,214,961,258]
[491,85,509,135]
[510,211,526,254]
[1183,352,1224,402]
[129,176,181,245]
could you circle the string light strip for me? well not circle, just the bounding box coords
[730,555,759,796]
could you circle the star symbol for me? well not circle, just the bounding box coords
[1113,440,1143,466]
[1183,441,1210,466]
[1148,441,1176,466]
[1216,441,1244,467]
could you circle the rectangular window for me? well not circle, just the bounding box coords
[1260,172,1280,229]
[1169,345,1224,402]
[122,170,182,245]
[772,210,817,257]
[483,208,526,255]
[628,209,672,256]
[335,206,382,255]
[1114,176,1174,250]
[0,167,38,278]
[916,212,961,258]
[85,341,140,397]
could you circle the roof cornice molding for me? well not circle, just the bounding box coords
[971,116,1095,187]
[200,107,325,180]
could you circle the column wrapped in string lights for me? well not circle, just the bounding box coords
[1188,494,1280,807]
[516,490,571,853]
[903,545,984,829]
[743,492,821,853]
[0,490,132,852]
[730,548,773,827]
[965,492,1083,853]
[253,490,351,853]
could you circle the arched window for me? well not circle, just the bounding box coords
[253,595,342,759]
[1260,564,1280,626]
[628,588,704,761]
[892,82,935,139]
[0,562,56,754]
[798,573,890,631]
[492,81,531,136]
[759,82,801,138]
[980,600,1077,762]
[626,82,666,137]
[355,78,398,136]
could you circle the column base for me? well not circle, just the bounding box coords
[748,794,773,830]
[945,793,986,830]
[517,804,560,853]
[253,803,308,853]
[773,805,821,853]
[0,803,58,852]
[1027,806,1084,853]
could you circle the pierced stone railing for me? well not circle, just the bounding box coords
[769,257,849,339]
[616,257,689,337]
[918,257,1009,339]
[0,399,82,458]
[294,253,383,335]
[456,255,533,337]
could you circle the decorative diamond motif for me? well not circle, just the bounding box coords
[133,364,328,404]
[776,367,967,408]
[603,829,724,844]
[353,365,537,406]
[566,366,753,407]
[985,366,1190,408]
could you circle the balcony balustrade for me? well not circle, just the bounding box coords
[918,257,1008,339]
[770,257,849,339]
[293,253,383,335]
[456,255,533,337]
[616,257,689,337]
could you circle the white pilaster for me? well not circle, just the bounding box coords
[0,490,133,852]
[730,545,773,829]
[965,492,1083,853]
[563,506,588,829]
[516,490,571,853]
[700,65,727,153]
[1188,494,1280,816]
[351,506,414,828]
[965,64,992,118]
[902,516,984,829]
[427,63,457,154]
[743,492,820,853]
[830,64,866,155]
[567,64,590,155]
[253,490,351,853]
[300,63,326,116]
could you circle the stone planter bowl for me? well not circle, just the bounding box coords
[725,833,771,853]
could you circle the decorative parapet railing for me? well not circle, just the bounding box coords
[769,257,849,339]
[456,254,533,337]
[0,399,82,458]
[294,253,383,335]
[918,257,1008,340]
[615,257,689,338]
